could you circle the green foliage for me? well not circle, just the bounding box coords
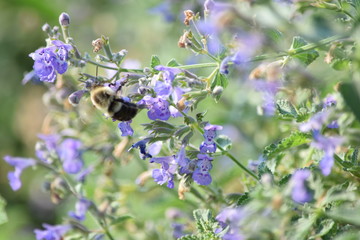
[289,36,319,66]
[210,71,229,102]
[263,131,312,159]
[339,82,360,123]
[151,55,161,69]
[0,195,7,226]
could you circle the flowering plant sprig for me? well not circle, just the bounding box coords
[3,0,360,239]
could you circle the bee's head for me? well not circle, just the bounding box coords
[90,86,116,110]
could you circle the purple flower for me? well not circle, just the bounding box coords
[299,110,330,132]
[69,198,92,221]
[175,146,192,175]
[29,40,72,82]
[154,65,182,82]
[172,223,186,239]
[118,121,134,136]
[323,95,336,108]
[148,141,163,157]
[290,169,313,204]
[138,96,171,121]
[215,207,245,240]
[68,90,88,106]
[130,140,152,159]
[57,138,83,174]
[34,224,71,240]
[76,166,93,183]
[327,120,339,129]
[220,56,231,74]
[311,131,343,176]
[150,156,177,188]
[199,123,223,153]
[251,80,281,116]
[35,134,60,164]
[192,154,213,185]
[22,70,41,85]
[3,156,36,191]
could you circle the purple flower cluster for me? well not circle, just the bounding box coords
[215,207,245,240]
[3,156,36,191]
[34,224,71,240]
[251,80,281,116]
[299,98,342,175]
[290,169,313,204]
[57,138,84,174]
[29,40,72,82]
[138,96,171,121]
[192,154,213,185]
[118,121,134,136]
[199,123,223,153]
[69,198,92,221]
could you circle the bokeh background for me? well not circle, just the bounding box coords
[0,0,345,239]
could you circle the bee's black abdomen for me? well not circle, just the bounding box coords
[112,101,138,121]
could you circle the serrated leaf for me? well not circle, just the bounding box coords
[276,99,298,119]
[309,219,334,239]
[0,195,8,225]
[215,135,232,151]
[151,55,161,69]
[225,192,250,206]
[278,174,292,186]
[263,131,312,159]
[174,126,191,139]
[257,161,272,178]
[339,82,360,123]
[264,28,283,43]
[290,36,319,66]
[166,58,180,67]
[110,215,133,226]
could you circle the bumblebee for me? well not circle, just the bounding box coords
[90,81,138,121]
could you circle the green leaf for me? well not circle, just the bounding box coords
[263,28,283,44]
[210,71,228,102]
[215,135,232,151]
[290,36,319,66]
[110,215,133,226]
[0,195,8,225]
[276,99,298,119]
[339,82,360,123]
[166,58,180,67]
[327,204,360,226]
[225,192,250,206]
[309,219,335,239]
[263,131,312,159]
[257,161,272,178]
[331,59,350,71]
[150,55,161,69]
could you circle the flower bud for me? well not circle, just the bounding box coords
[92,38,104,53]
[68,90,87,106]
[42,23,52,33]
[183,10,194,26]
[59,12,70,26]
[212,86,223,97]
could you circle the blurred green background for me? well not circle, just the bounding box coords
[0,0,346,239]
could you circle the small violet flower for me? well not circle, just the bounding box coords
[34,224,71,240]
[199,123,223,153]
[150,156,177,188]
[311,130,343,176]
[35,134,60,164]
[138,96,171,121]
[3,156,36,191]
[130,140,152,159]
[299,110,330,132]
[69,198,92,221]
[192,154,213,185]
[118,121,134,136]
[215,207,245,240]
[57,138,83,174]
[290,169,313,204]
[251,80,281,116]
[29,40,72,82]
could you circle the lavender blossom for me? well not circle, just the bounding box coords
[150,156,177,188]
[69,198,92,221]
[251,80,281,116]
[34,224,71,240]
[35,134,60,164]
[154,65,182,82]
[299,110,330,132]
[130,140,152,159]
[199,123,223,153]
[57,138,83,174]
[3,156,36,191]
[175,146,192,175]
[290,169,313,204]
[138,96,171,121]
[29,40,72,82]
[68,90,87,106]
[118,121,134,136]
[192,154,213,185]
[311,131,343,176]
[216,207,245,240]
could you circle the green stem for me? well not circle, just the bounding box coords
[177,62,218,70]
